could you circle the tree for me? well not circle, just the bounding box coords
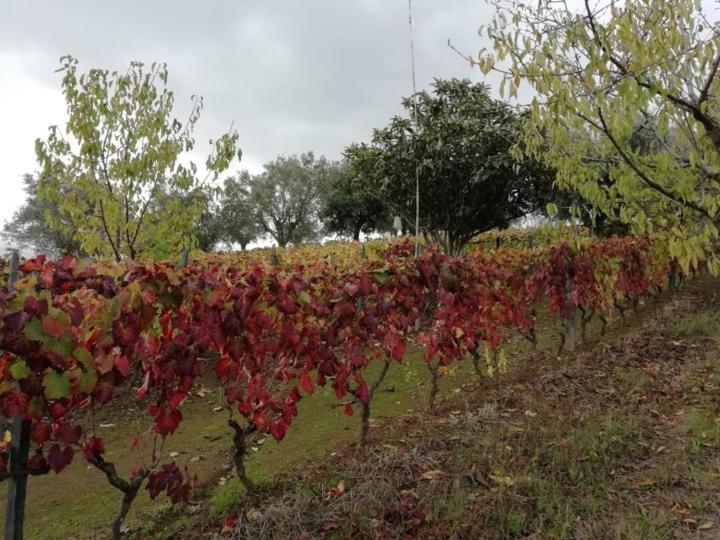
[2,174,84,256]
[479,0,720,271]
[190,189,224,252]
[346,78,555,255]
[319,160,391,241]
[35,56,240,261]
[218,174,262,250]
[246,153,326,247]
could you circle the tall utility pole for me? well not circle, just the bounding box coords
[408,0,420,257]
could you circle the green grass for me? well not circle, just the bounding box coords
[0,300,637,538]
[673,309,720,340]
[208,351,477,519]
[683,407,720,453]
[0,347,480,539]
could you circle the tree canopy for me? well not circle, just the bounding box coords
[318,160,391,241]
[244,152,327,247]
[345,78,556,254]
[217,174,263,250]
[2,174,83,256]
[35,56,240,261]
[479,0,720,272]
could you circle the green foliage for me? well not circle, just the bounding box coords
[245,152,328,247]
[673,310,720,340]
[345,79,556,255]
[35,56,240,261]
[2,174,84,256]
[217,175,263,250]
[319,160,392,240]
[42,371,71,399]
[481,0,720,272]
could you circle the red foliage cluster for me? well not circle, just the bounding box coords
[0,236,672,506]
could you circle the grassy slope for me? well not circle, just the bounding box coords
[204,278,720,539]
[0,285,667,539]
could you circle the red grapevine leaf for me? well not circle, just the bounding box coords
[57,423,82,445]
[270,419,288,441]
[299,371,314,395]
[41,314,70,338]
[48,444,74,473]
[81,436,105,465]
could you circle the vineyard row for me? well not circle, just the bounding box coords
[0,235,675,536]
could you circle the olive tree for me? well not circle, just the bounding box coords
[245,153,326,247]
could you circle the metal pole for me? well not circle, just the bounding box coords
[4,249,31,540]
[408,0,420,257]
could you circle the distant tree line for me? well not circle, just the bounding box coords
[2,58,572,257]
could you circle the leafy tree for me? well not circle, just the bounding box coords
[2,174,84,256]
[245,153,327,247]
[218,174,262,250]
[319,160,391,241]
[479,0,720,271]
[346,78,555,254]
[35,56,240,261]
[189,188,224,252]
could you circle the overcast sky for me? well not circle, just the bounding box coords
[0,1,516,227]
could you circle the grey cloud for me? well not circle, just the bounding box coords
[1,0,503,221]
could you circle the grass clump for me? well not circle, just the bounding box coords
[673,310,720,340]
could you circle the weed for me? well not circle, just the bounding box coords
[673,310,720,340]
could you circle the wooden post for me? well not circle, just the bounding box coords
[269,246,279,266]
[562,275,576,353]
[179,249,189,267]
[668,259,680,291]
[359,242,366,259]
[5,418,30,540]
[4,249,31,540]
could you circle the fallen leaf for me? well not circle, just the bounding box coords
[321,520,338,531]
[420,469,445,481]
[246,508,263,521]
[699,521,714,530]
[630,477,656,489]
[489,474,514,487]
[327,480,346,497]
[221,516,237,534]
[169,451,179,458]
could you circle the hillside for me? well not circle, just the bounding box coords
[5,275,718,539]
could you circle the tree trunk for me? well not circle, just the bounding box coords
[360,401,371,447]
[111,490,138,540]
[470,347,482,376]
[229,420,256,492]
[427,362,440,411]
[93,458,148,540]
[561,276,576,353]
[353,225,362,242]
[355,359,391,447]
